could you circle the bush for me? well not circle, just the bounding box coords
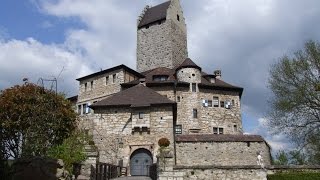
[267,172,320,180]
[47,130,91,173]
[158,138,170,147]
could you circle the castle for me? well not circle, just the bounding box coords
[71,0,271,178]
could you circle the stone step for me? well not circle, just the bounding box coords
[111,176,152,180]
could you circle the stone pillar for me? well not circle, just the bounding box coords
[78,145,98,179]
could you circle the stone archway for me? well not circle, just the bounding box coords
[130,148,153,176]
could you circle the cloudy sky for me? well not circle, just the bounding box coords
[1,0,320,152]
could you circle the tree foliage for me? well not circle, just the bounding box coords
[268,40,320,163]
[0,82,77,159]
[47,130,90,172]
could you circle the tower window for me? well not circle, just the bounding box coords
[113,74,116,83]
[233,124,238,132]
[139,112,144,119]
[193,109,197,118]
[191,83,197,92]
[177,14,180,21]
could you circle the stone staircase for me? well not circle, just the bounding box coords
[111,176,152,180]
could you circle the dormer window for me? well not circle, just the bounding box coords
[153,75,168,81]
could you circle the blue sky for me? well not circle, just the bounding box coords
[1,0,320,153]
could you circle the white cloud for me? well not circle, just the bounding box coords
[246,117,293,153]
[0,37,91,95]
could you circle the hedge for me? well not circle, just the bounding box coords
[268,172,320,180]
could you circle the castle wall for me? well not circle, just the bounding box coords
[91,106,175,169]
[175,141,271,166]
[176,86,242,134]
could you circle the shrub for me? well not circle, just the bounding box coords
[158,138,170,147]
[267,172,320,180]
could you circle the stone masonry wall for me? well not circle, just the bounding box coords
[175,141,271,166]
[137,0,187,72]
[92,105,174,174]
[176,68,201,83]
[176,86,242,134]
[78,69,124,103]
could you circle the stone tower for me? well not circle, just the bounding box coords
[136,0,188,72]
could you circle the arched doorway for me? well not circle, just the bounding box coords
[130,148,153,176]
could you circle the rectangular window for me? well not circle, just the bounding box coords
[77,105,81,115]
[175,125,182,134]
[84,83,87,92]
[213,97,219,107]
[139,112,144,119]
[177,96,181,102]
[213,127,224,134]
[193,109,197,118]
[220,101,225,108]
[219,128,224,134]
[232,99,235,106]
[213,127,218,134]
[106,76,109,85]
[177,14,180,21]
[233,124,237,132]
[113,74,116,83]
[191,83,196,92]
[90,81,93,90]
[208,100,212,107]
[82,104,87,114]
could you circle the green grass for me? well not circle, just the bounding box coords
[268,172,320,180]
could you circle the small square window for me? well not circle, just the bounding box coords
[193,109,197,118]
[139,112,144,119]
[177,96,181,102]
[220,101,225,108]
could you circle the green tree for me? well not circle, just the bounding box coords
[274,150,289,165]
[47,130,91,172]
[0,82,77,159]
[268,40,320,163]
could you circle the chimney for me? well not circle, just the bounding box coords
[214,70,221,79]
[139,78,146,86]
